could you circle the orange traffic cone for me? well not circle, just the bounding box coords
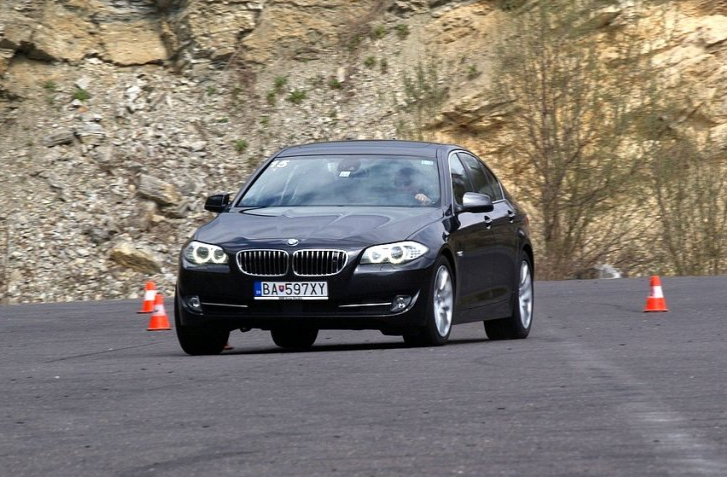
[137,281,157,314]
[147,293,171,331]
[644,275,669,312]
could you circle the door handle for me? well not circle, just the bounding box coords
[483,215,493,229]
[507,210,516,223]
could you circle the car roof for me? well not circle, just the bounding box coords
[276,140,455,158]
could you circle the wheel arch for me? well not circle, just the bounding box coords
[438,246,457,287]
[522,242,534,275]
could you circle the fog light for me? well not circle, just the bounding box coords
[390,295,412,312]
[188,295,202,311]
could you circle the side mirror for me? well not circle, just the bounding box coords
[460,192,494,213]
[204,193,230,213]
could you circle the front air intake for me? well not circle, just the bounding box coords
[292,250,348,276]
[236,250,289,276]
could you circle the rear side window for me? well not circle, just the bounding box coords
[457,153,504,201]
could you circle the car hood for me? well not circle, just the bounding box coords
[194,207,442,249]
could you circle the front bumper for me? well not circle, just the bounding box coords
[176,258,436,333]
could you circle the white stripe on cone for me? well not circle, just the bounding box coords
[154,301,166,316]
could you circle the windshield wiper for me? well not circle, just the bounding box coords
[238,206,268,214]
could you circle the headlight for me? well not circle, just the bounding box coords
[361,241,428,265]
[183,241,228,265]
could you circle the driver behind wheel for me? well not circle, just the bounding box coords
[394,167,432,205]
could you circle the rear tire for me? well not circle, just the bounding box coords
[484,253,533,340]
[271,328,318,349]
[174,292,230,356]
[403,256,454,347]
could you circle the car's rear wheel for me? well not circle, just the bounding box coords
[174,293,230,355]
[271,328,318,349]
[403,256,454,347]
[484,253,533,340]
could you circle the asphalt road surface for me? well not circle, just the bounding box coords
[1,276,726,477]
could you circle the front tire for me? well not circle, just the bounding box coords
[403,256,454,347]
[484,253,533,340]
[271,328,318,349]
[175,293,230,355]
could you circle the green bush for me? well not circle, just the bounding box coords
[73,88,91,101]
[287,89,307,104]
[234,139,249,153]
[395,24,410,39]
[274,76,288,93]
[371,25,388,40]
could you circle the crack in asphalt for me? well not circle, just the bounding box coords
[44,343,158,363]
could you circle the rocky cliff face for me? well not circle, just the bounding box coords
[1,0,726,303]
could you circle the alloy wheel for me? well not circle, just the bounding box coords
[518,260,533,329]
[433,265,454,337]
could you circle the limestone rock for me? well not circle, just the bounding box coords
[711,123,727,149]
[391,0,430,15]
[83,226,114,245]
[32,3,98,62]
[77,123,106,145]
[683,15,727,47]
[109,242,162,274]
[75,77,91,91]
[240,0,372,64]
[164,1,261,63]
[164,200,192,219]
[42,131,75,147]
[137,175,183,206]
[0,0,169,67]
[128,201,158,232]
[99,21,169,65]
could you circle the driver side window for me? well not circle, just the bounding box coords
[457,152,504,201]
[448,155,473,206]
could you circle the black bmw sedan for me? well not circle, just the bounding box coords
[175,140,533,354]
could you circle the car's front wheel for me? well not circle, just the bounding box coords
[484,253,533,340]
[271,328,318,350]
[175,293,230,355]
[403,256,454,346]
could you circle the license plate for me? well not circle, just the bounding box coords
[254,281,328,300]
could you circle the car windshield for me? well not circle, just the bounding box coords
[238,155,441,207]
